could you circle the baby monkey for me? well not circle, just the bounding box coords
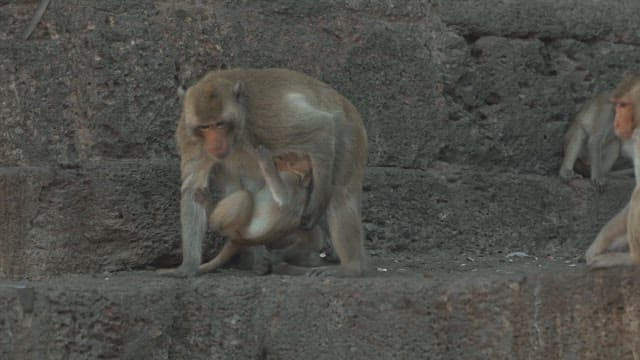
[199,146,326,274]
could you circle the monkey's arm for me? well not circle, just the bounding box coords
[158,120,215,277]
[587,134,607,191]
[632,129,640,183]
[559,124,585,180]
[255,145,290,207]
[171,157,214,276]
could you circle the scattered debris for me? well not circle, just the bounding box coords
[506,251,530,258]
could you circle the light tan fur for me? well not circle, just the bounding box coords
[586,75,640,268]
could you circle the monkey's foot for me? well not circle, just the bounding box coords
[252,256,272,276]
[306,264,366,278]
[587,253,639,269]
[584,245,607,265]
[271,262,308,276]
[300,213,321,230]
[558,168,582,181]
[156,264,198,278]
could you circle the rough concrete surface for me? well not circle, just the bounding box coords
[2,0,640,358]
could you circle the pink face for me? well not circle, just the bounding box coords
[199,123,232,159]
[613,97,634,140]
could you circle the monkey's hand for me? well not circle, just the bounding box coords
[193,188,211,206]
[584,245,598,266]
[255,145,273,162]
[633,127,640,143]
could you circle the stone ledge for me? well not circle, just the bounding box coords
[1,165,635,278]
[1,266,638,359]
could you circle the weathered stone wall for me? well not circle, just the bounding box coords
[2,269,640,360]
[2,0,640,277]
[2,1,640,358]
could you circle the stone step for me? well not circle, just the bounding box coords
[1,163,634,278]
[1,266,638,359]
[0,162,180,278]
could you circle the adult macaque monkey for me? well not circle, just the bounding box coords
[160,68,368,277]
[559,92,633,192]
[586,75,640,268]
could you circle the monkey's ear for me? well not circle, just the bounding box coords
[233,81,244,101]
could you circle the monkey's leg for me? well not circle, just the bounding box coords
[594,132,640,267]
[255,145,290,207]
[588,252,639,268]
[626,187,640,263]
[587,135,608,192]
[199,242,242,274]
[157,189,209,277]
[559,128,586,180]
[308,189,367,277]
[302,152,333,229]
[633,131,640,182]
[299,113,337,229]
[591,142,620,188]
[609,234,630,251]
[586,204,630,267]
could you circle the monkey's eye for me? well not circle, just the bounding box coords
[618,102,631,108]
[215,121,227,129]
[197,125,213,131]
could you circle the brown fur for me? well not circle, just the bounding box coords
[158,68,368,277]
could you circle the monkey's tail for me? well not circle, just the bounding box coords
[199,242,241,274]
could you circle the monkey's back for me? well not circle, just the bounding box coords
[201,68,367,163]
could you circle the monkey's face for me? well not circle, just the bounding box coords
[613,97,634,140]
[183,78,246,159]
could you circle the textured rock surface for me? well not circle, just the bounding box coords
[2,268,640,359]
[2,0,640,358]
